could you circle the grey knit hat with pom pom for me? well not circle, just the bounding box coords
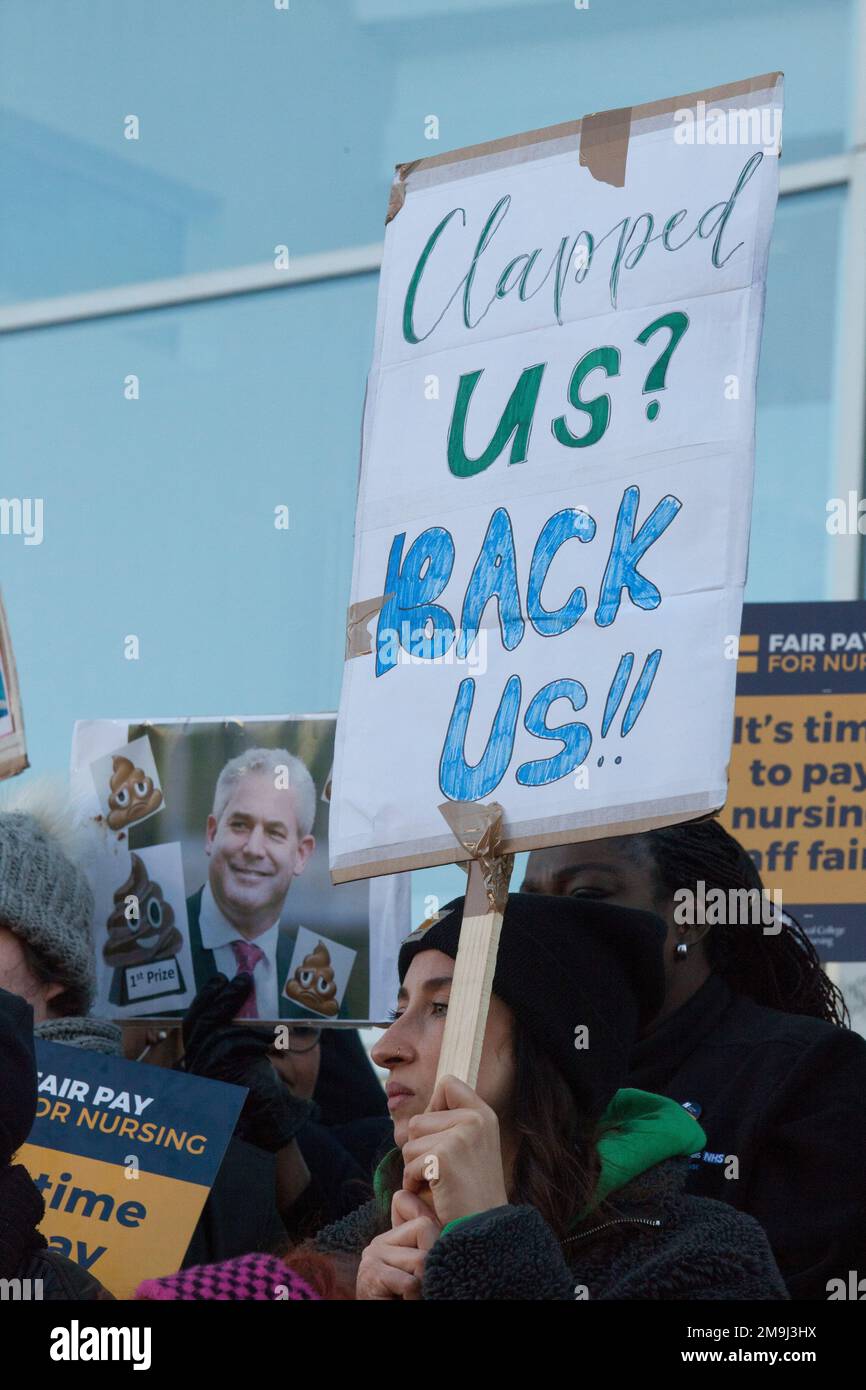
[0,790,95,1012]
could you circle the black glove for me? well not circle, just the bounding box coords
[181,973,313,1153]
[182,971,256,1060]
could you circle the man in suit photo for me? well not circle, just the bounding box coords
[181,743,391,1178]
[186,747,316,1020]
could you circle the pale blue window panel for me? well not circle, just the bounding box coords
[0,0,853,300]
[749,186,846,603]
[0,275,379,774]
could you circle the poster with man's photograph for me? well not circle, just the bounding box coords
[71,715,409,1023]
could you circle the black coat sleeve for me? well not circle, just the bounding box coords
[743,1027,866,1299]
[28,1250,115,1300]
[183,1137,286,1267]
[290,1121,373,1240]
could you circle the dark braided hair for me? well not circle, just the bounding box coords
[635,818,849,1027]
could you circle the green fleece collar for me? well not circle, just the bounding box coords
[372,1087,705,1219]
[373,1147,401,1216]
[591,1087,705,1207]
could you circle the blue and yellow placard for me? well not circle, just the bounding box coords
[722,599,866,961]
[19,1040,246,1297]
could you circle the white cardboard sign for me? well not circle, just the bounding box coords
[331,76,784,882]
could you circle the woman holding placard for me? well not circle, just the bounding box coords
[139,893,788,1300]
[312,895,787,1300]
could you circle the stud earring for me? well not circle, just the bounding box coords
[675,942,688,959]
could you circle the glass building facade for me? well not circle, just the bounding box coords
[1,0,864,1017]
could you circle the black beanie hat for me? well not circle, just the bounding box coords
[0,987,38,1166]
[398,893,666,1119]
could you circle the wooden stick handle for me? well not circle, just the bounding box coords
[435,859,508,1088]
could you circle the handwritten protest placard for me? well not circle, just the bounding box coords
[0,587,28,780]
[331,75,783,882]
[19,1040,245,1297]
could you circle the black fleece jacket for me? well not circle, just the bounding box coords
[629,973,866,1300]
[315,1155,788,1300]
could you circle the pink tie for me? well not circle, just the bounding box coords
[230,940,265,1018]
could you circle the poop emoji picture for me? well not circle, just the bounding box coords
[283,929,356,1018]
[90,735,164,834]
[285,940,339,1016]
[105,851,186,1007]
[107,755,162,829]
